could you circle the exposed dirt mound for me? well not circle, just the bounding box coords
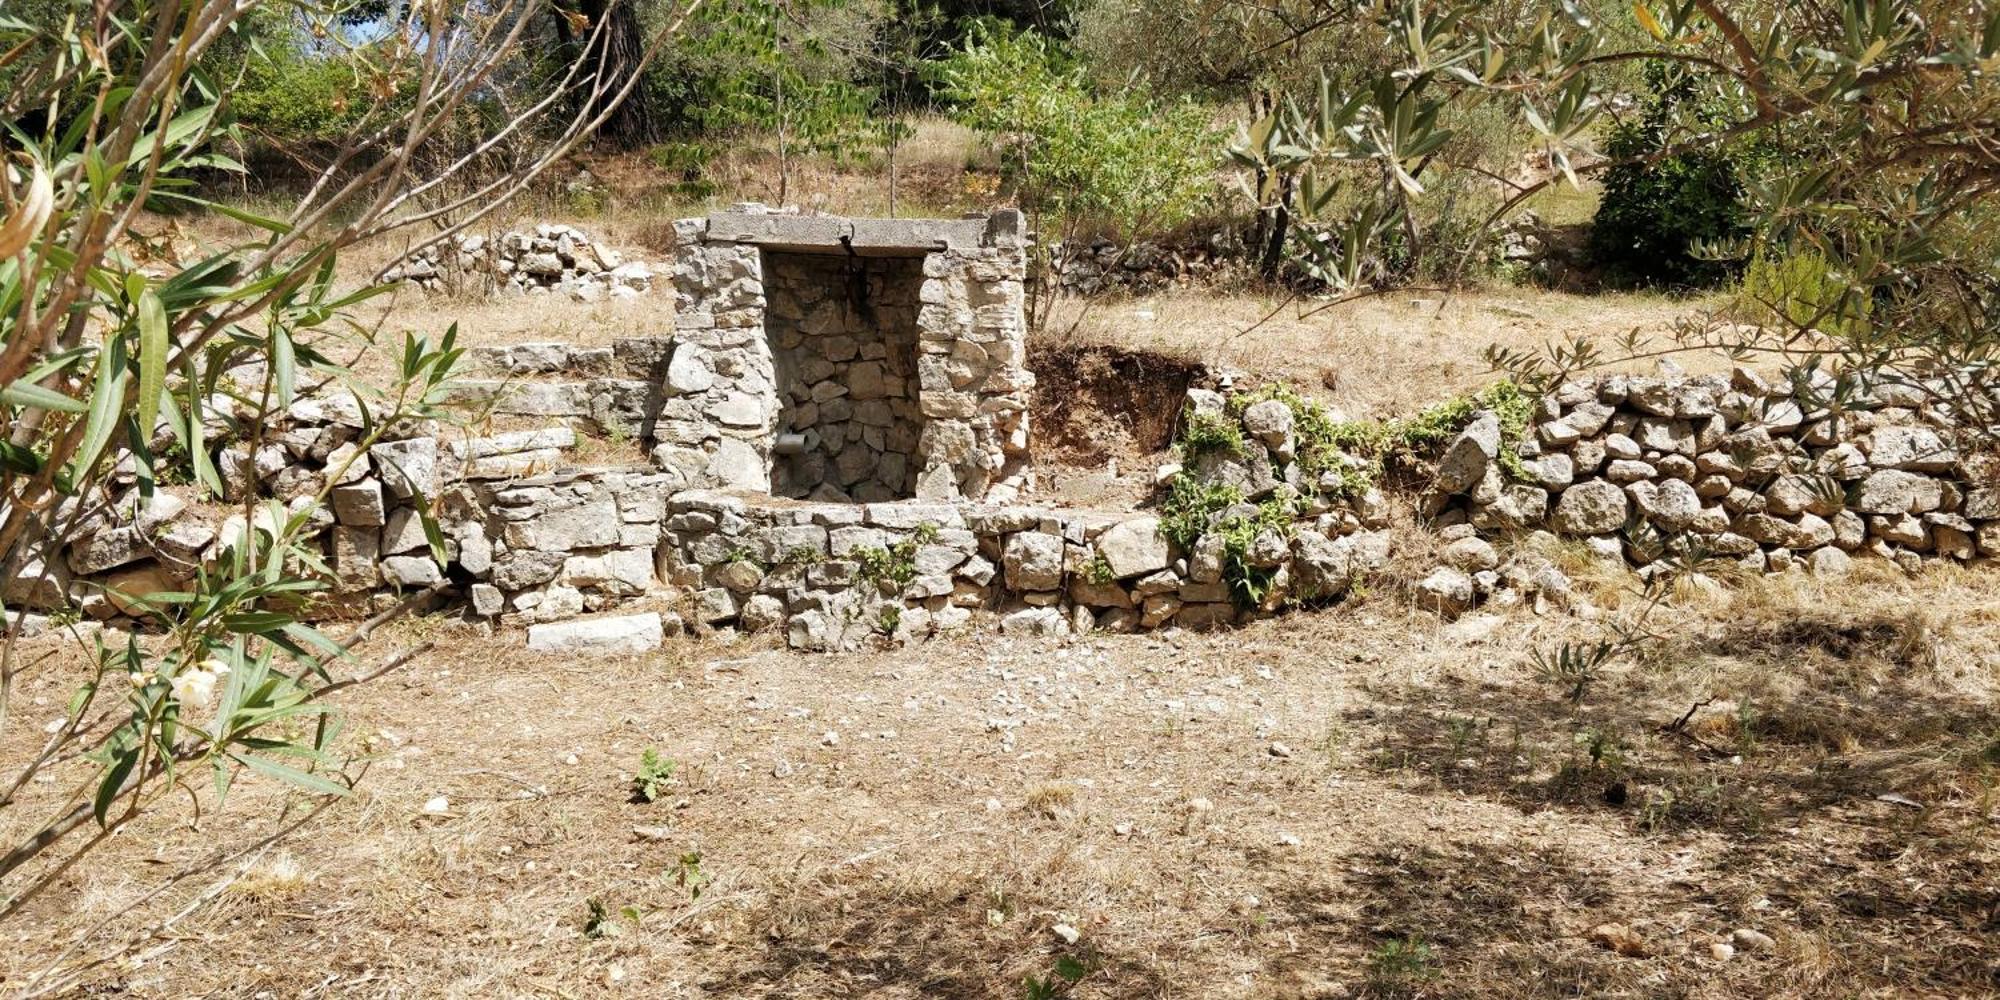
[1030,344,1204,471]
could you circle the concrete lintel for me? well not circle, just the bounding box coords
[700,213,999,253]
[847,218,988,252]
[703,214,853,250]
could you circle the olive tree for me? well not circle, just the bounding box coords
[1230,1,2000,419]
[0,0,690,978]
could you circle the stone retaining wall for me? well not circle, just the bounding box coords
[385,224,656,300]
[764,252,927,500]
[16,298,1999,647]
[448,337,674,439]
[655,490,1394,650]
[1435,367,1998,583]
[1052,238,1243,295]
[6,379,1402,647]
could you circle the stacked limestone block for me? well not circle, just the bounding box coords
[385,224,655,301]
[911,240,1034,501]
[1438,367,2000,577]
[655,218,778,494]
[1054,238,1242,295]
[664,207,1034,503]
[468,469,674,621]
[450,337,675,440]
[658,490,1396,652]
[3,385,591,628]
[764,253,927,500]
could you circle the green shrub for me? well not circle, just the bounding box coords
[1226,379,1532,498]
[1159,476,1245,551]
[1214,498,1295,608]
[1738,246,1871,336]
[1161,379,1532,608]
[1589,63,1756,288]
[232,53,381,145]
[937,22,1218,242]
[1176,409,1246,462]
[854,522,938,590]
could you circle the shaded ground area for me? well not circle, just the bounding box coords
[7,561,1997,998]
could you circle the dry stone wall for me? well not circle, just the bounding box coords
[27,211,2000,652]
[449,337,674,439]
[386,224,655,300]
[1434,367,2000,587]
[668,207,1034,503]
[1052,238,1244,295]
[19,360,2000,650]
[656,490,1395,651]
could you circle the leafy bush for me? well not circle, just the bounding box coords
[937,23,1218,243]
[232,53,378,145]
[1588,63,1756,288]
[854,522,940,590]
[1227,379,1532,499]
[1737,246,1872,336]
[1160,379,1532,607]
[1176,409,1246,461]
[1159,475,1247,551]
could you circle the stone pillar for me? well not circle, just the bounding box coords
[913,236,1032,501]
[657,218,777,492]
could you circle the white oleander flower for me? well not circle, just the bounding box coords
[169,658,231,709]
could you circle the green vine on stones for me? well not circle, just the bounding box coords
[1161,378,1536,607]
[853,522,941,591]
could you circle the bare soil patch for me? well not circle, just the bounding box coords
[8,562,1998,998]
[1028,344,1205,508]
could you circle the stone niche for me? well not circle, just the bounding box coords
[764,251,925,501]
[664,207,1034,503]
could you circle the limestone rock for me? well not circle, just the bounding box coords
[1241,399,1294,446]
[331,481,387,526]
[740,594,785,632]
[370,439,439,501]
[3,550,71,610]
[1435,411,1501,494]
[382,555,444,587]
[1630,478,1701,530]
[1737,512,1836,549]
[1868,426,1956,472]
[1441,536,1499,571]
[1551,481,1629,534]
[526,613,665,654]
[1415,567,1475,616]
[469,583,504,616]
[1807,547,1852,576]
[1853,469,1941,515]
[1003,531,1065,592]
[68,527,147,575]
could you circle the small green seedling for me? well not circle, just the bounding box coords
[631,749,676,803]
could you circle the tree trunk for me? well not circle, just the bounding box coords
[775,68,789,206]
[552,0,651,149]
[888,125,899,217]
[1261,176,1294,282]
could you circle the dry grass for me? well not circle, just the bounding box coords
[1042,286,1734,420]
[6,566,1997,998]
